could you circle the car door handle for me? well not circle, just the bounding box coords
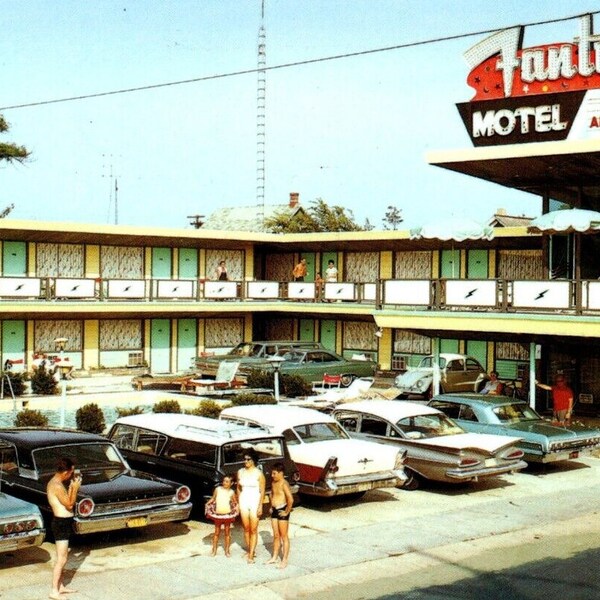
[146,460,157,465]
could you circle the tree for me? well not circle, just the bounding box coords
[0,115,29,164]
[1,114,29,219]
[383,205,403,230]
[264,198,365,233]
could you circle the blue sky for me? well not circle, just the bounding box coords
[1,1,600,230]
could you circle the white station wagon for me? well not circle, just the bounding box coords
[220,405,408,497]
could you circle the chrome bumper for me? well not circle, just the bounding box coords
[73,502,192,534]
[531,447,595,464]
[299,471,404,497]
[446,460,528,480]
[0,529,45,553]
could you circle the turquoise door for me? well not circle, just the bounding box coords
[467,250,488,279]
[466,340,487,369]
[440,338,459,354]
[150,319,171,373]
[1,320,25,364]
[441,249,460,279]
[178,248,198,279]
[299,253,316,281]
[299,319,315,342]
[152,248,172,279]
[177,319,197,372]
[320,319,336,351]
[2,242,27,275]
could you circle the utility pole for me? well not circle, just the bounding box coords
[257,0,267,227]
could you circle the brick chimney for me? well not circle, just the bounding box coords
[289,192,299,208]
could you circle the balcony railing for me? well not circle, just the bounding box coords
[0,276,598,315]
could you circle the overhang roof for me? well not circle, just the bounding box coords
[427,138,600,208]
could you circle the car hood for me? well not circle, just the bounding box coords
[77,469,178,502]
[289,439,399,477]
[413,433,522,454]
[397,369,432,385]
[502,420,600,440]
[0,491,41,516]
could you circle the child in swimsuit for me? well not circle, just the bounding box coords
[266,462,294,569]
[205,475,238,557]
[237,449,265,563]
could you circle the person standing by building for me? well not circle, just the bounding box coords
[325,259,338,283]
[237,449,265,563]
[536,374,574,425]
[47,458,81,600]
[216,260,228,281]
[292,257,307,282]
[266,462,294,569]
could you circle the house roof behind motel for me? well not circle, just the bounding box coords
[201,204,304,232]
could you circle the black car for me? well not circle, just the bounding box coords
[0,429,192,535]
[107,413,299,509]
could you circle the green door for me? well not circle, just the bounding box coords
[152,248,172,279]
[467,250,488,279]
[178,248,198,279]
[466,340,487,369]
[177,319,197,372]
[441,249,460,279]
[321,252,338,280]
[299,319,315,342]
[1,320,25,364]
[2,241,27,275]
[150,319,171,373]
[320,319,336,351]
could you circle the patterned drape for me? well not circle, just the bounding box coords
[205,318,244,348]
[36,243,84,277]
[264,318,294,340]
[99,320,142,350]
[345,252,379,283]
[205,250,244,281]
[265,254,295,282]
[343,321,378,351]
[393,330,432,354]
[101,246,144,278]
[394,251,432,278]
[497,250,543,279]
[34,320,82,352]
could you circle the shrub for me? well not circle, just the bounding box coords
[186,399,223,419]
[115,405,145,418]
[245,369,273,389]
[1,371,26,396]
[75,403,106,434]
[280,374,312,397]
[152,399,181,414]
[14,408,49,427]
[30,366,59,396]
[230,393,277,407]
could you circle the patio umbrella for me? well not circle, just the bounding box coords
[409,217,495,241]
[527,208,600,234]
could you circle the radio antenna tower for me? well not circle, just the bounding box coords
[257,0,267,226]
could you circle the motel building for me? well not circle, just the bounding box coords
[2,16,600,415]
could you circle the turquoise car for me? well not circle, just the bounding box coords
[1,442,45,553]
[429,394,600,463]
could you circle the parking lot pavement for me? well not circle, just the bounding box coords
[2,456,600,599]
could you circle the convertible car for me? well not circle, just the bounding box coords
[429,394,600,463]
[332,400,526,489]
[220,405,407,497]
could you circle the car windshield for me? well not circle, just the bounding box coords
[229,343,263,358]
[33,443,126,476]
[276,350,304,363]
[395,413,464,439]
[293,422,349,442]
[492,403,540,423]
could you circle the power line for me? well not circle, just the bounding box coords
[0,10,597,112]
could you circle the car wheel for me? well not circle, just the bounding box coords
[395,393,408,400]
[403,468,420,491]
[340,374,355,387]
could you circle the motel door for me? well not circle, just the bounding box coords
[1,320,26,368]
[298,253,316,281]
[150,319,171,374]
[441,249,460,279]
[2,241,27,275]
[321,252,338,279]
[152,248,172,279]
[320,320,336,352]
[467,250,488,278]
[177,319,197,372]
[299,319,315,342]
[178,248,198,279]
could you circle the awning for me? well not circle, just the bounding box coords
[528,208,600,234]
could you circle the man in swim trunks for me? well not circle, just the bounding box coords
[47,457,81,599]
[236,448,265,563]
[266,462,294,569]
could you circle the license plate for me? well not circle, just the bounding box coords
[569,451,580,459]
[126,517,148,528]
[484,458,497,467]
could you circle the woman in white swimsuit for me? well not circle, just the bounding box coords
[237,448,265,563]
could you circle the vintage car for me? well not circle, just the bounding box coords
[193,340,323,377]
[394,353,487,398]
[429,394,600,463]
[244,347,377,387]
[1,440,45,553]
[220,405,408,497]
[107,413,299,509]
[332,400,526,489]
[0,429,192,534]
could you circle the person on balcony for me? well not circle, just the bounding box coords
[292,258,307,282]
[216,260,228,281]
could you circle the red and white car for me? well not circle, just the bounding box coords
[220,405,407,497]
